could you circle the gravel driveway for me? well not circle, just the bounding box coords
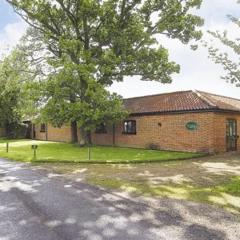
[0,158,239,240]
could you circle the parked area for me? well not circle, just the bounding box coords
[0,139,202,163]
[38,153,240,214]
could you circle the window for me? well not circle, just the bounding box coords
[40,123,46,133]
[95,123,107,134]
[123,120,136,134]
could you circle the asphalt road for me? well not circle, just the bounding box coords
[0,158,239,240]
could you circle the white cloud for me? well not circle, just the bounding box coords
[109,0,240,99]
[1,1,240,99]
[0,20,27,58]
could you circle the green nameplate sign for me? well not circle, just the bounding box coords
[186,122,198,131]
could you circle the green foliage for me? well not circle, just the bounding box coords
[41,69,127,131]
[7,0,203,84]
[206,3,240,87]
[7,0,204,142]
[0,49,31,137]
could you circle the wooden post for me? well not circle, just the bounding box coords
[112,124,116,146]
[31,145,38,160]
[34,148,37,160]
[88,147,91,161]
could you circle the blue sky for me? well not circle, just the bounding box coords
[0,0,240,98]
[0,1,19,31]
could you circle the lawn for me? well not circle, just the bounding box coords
[0,139,203,163]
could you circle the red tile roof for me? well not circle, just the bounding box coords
[123,90,240,115]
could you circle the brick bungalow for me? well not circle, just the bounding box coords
[32,90,240,153]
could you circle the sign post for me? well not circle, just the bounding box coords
[88,147,91,161]
[31,145,38,160]
[6,142,9,153]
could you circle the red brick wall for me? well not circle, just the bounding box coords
[34,125,47,141]
[92,112,216,153]
[34,125,73,142]
[91,125,114,146]
[33,111,240,153]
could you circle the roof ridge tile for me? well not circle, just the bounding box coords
[197,90,240,102]
[123,90,193,101]
[194,90,218,108]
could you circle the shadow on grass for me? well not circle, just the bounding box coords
[33,152,240,215]
[1,158,236,240]
[87,176,240,214]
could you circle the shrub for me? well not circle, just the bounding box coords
[147,143,160,150]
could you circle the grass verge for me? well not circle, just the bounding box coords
[0,139,204,163]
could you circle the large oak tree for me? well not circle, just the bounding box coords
[7,0,204,143]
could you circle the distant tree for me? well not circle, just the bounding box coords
[206,2,240,87]
[0,49,34,137]
[7,0,204,143]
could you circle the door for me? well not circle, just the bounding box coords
[226,119,238,151]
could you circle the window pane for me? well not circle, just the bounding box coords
[40,124,46,132]
[123,120,136,134]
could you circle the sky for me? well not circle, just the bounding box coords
[0,0,240,98]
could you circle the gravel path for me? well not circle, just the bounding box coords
[0,158,239,240]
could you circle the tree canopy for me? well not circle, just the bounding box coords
[7,0,204,143]
[40,61,127,144]
[0,48,32,137]
[7,0,203,83]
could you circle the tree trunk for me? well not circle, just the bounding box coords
[79,127,92,146]
[5,122,15,139]
[71,121,78,143]
[5,123,11,138]
[87,130,92,145]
